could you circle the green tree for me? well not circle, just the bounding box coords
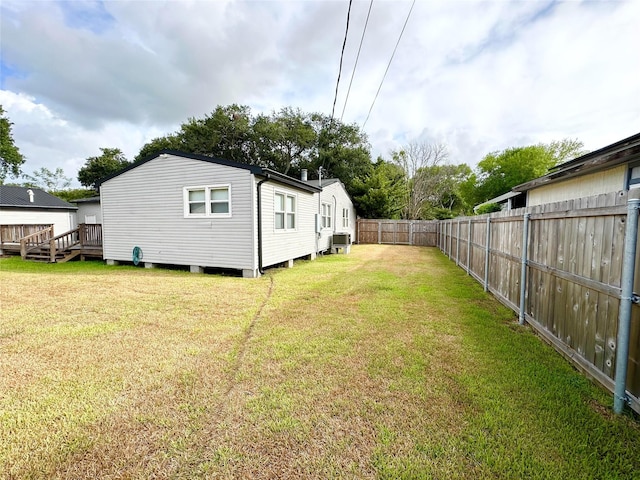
[303,113,372,194]
[22,167,71,192]
[0,105,26,183]
[462,139,585,207]
[51,188,97,203]
[135,105,255,163]
[351,159,406,219]
[417,163,473,219]
[391,142,449,219]
[135,106,374,202]
[253,108,316,175]
[135,135,181,161]
[78,148,131,190]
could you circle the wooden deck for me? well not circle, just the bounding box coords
[0,224,103,262]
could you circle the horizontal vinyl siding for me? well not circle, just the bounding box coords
[317,182,356,251]
[77,203,102,224]
[261,182,316,267]
[528,165,626,206]
[0,209,73,236]
[101,154,255,269]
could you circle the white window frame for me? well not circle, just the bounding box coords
[183,185,232,218]
[275,191,297,231]
[322,202,332,229]
[342,208,349,228]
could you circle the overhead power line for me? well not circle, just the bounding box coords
[362,0,416,130]
[340,0,374,121]
[331,0,353,121]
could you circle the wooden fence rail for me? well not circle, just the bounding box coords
[438,190,640,414]
[356,219,438,246]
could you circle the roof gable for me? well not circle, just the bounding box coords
[0,186,76,210]
[98,150,321,193]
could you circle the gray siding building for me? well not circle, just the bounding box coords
[99,151,323,277]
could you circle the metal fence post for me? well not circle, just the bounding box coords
[614,189,640,414]
[519,213,531,325]
[456,220,461,266]
[467,219,472,274]
[484,217,491,292]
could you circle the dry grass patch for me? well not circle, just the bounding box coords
[1,248,639,479]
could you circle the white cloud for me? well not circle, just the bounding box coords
[1,0,638,183]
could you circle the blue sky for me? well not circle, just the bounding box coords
[1,0,639,185]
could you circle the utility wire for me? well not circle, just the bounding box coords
[340,0,374,121]
[331,0,353,121]
[362,0,415,129]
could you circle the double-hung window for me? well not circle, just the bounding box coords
[322,203,332,229]
[275,192,296,230]
[342,208,349,228]
[184,185,231,217]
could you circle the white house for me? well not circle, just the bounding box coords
[302,175,356,252]
[73,196,102,225]
[0,185,76,235]
[514,133,640,206]
[98,150,331,277]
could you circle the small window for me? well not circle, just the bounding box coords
[629,165,640,189]
[275,191,296,231]
[184,185,231,217]
[342,208,349,228]
[188,189,206,214]
[322,203,332,229]
[275,193,285,229]
[210,187,229,214]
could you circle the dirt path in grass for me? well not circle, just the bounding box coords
[225,274,275,397]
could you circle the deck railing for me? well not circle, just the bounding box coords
[79,223,102,247]
[1,224,52,246]
[18,224,103,261]
[20,227,55,260]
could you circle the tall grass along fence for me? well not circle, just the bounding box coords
[356,219,438,246]
[356,193,640,413]
[438,190,640,414]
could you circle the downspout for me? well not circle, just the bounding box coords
[614,188,640,413]
[332,195,337,233]
[317,167,323,253]
[256,174,271,275]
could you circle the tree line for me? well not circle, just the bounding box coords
[1,104,585,218]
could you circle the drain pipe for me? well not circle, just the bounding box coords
[614,189,640,413]
[256,174,271,275]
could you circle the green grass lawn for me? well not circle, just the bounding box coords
[1,246,638,479]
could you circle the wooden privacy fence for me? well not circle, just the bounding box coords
[438,190,640,414]
[356,219,438,246]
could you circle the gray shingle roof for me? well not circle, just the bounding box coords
[0,186,77,210]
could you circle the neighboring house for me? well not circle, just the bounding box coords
[73,196,102,225]
[302,174,356,252]
[514,133,640,206]
[99,150,327,277]
[473,191,525,213]
[0,185,76,235]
